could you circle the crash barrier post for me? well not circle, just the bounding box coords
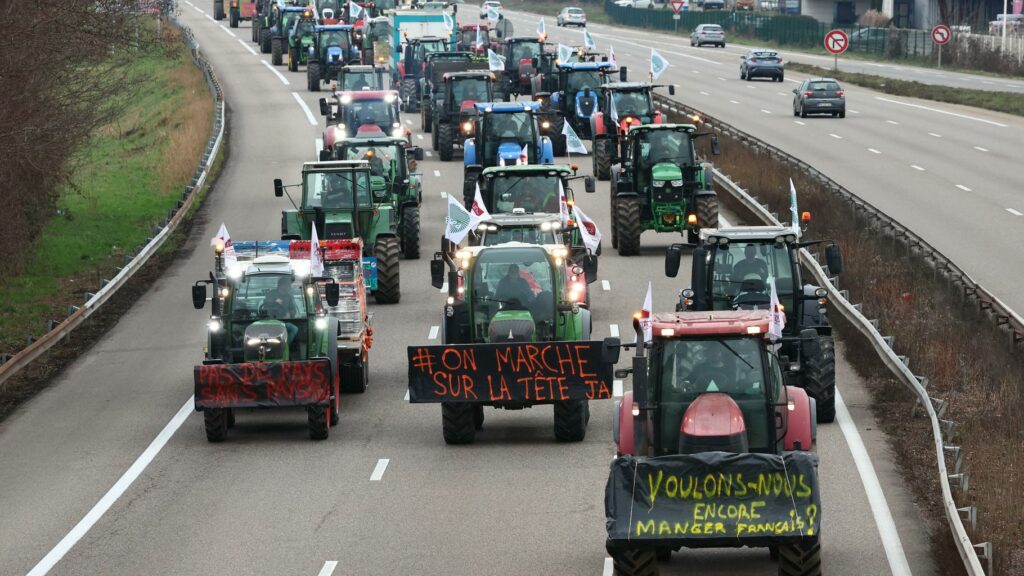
[0,2,226,392]
[654,92,998,575]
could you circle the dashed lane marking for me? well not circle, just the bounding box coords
[428,326,439,340]
[370,459,390,481]
[317,561,339,576]
[794,120,806,126]
[829,133,843,139]
[433,170,441,177]
[886,120,899,125]
[237,38,257,55]
[1006,208,1023,216]
[761,109,771,114]
[876,96,1009,128]
[219,25,236,37]
[973,146,988,152]
[291,92,317,125]
[601,280,611,291]
[261,60,290,85]
[867,148,881,154]
[613,380,623,398]
[928,132,943,138]
[609,324,619,338]
[956,184,972,192]
[910,165,925,171]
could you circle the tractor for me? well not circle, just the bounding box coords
[606,310,822,575]
[190,240,344,441]
[358,16,393,66]
[319,90,408,144]
[455,23,500,55]
[417,242,617,444]
[462,101,554,202]
[610,123,721,256]
[286,12,319,72]
[213,0,254,28]
[274,160,403,303]
[335,64,387,91]
[322,136,424,259]
[590,81,674,181]
[537,61,621,147]
[253,0,275,46]
[269,6,310,66]
[307,25,360,91]
[499,36,545,98]
[419,53,487,134]
[430,70,494,161]
[396,35,450,111]
[664,200,844,422]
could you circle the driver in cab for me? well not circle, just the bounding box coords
[262,276,300,346]
[494,264,533,309]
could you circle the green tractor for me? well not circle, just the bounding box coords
[431,70,494,161]
[190,240,344,441]
[269,6,309,65]
[417,242,618,444]
[274,160,403,303]
[286,13,319,72]
[321,136,425,259]
[610,123,721,256]
[589,81,674,181]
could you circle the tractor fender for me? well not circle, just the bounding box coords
[590,111,607,137]
[695,188,717,199]
[539,137,554,164]
[783,385,814,451]
[463,138,477,166]
[400,199,418,210]
[614,391,635,456]
[579,307,592,340]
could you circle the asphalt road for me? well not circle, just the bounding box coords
[0,6,939,576]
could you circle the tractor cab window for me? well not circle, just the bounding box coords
[413,40,447,60]
[452,78,489,103]
[232,274,309,323]
[483,226,557,246]
[294,20,316,38]
[369,20,391,40]
[320,30,350,49]
[342,144,403,179]
[564,70,602,95]
[654,337,770,454]
[342,100,397,130]
[304,171,372,209]
[316,0,341,13]
[637,130,692,174]
[470,248,555,341]
[510,41,540,63]
[485,112,534,152]
[490,175,560,214]
[340,71,377,90]
[611,90,652,117]
[708,241,795,313]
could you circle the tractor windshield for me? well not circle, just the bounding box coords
[708,242,796,313]
[339,71,378,90]
[510,41,541,64]
[638,130,693,170]
[320,30,350,49]
[414,40,447,59]
[341,144,404,179]
[341,99,398,131]
[612,90,652,117]
[483,226,559,246]
[470,247,555,341]
[452,78,489,102]
[294,20,316,38]
[489,174,560,214]
[484,112,535,161]
[564,70,602,94]
[304,170,372,209]
[232,274,309,323]
[654,337,772,454]
[369,20,391,40]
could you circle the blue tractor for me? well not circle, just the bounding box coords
[462,101,554,202]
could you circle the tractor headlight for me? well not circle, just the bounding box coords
[340,94,352,104]
[392,127,404,138]
[541,121,551,129]
[208,318,222,332]
[671,179,683,187]
[652,180,666,188]
[462,121,473,132]
[384,93,397,103]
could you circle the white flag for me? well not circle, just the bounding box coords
[210,222,238,268]
[583,28,596,50]
[558,180,570,226]
[487,48,505,71]
[486,5,500,21]
[768,275,786,342]
[562,120,588,155]
[609,45,617,68]
[789,178,800,235]
[536,17,545,37]
[348,0,362,20]
[609,91,619,123]
[557,43,572,63]
[444,194,474,245]
[518,143,528,165]
[470,183,491,225]
[443,11,454,31]
[650,48,669,80]
[310,222,325,277]
[638,281,653,343]
[475,25,483,48]
[573,206,601,255]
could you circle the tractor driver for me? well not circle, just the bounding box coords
[460,80,484,103]
[360,148,386,177]
[494,263,533,309]
[731,244,769,284]
[493,114,529,142]
[262,276,301,347]
[686,344,734,393]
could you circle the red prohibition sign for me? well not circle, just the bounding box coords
[932,25,951,45]
[824,29,849,55]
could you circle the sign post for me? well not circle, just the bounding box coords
[823,29,849,72]
[931,24,951,69]
[670,0,684,31]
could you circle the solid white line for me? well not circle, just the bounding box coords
[729,100,739,104]
[886,120,899,125]
[370,458,390,481]
[927,132,942,138]
[428,325,439,340]
[973,146,988,152]
[219,24,236,37]
[956,184,972,192]
[1006,208,1023,216]
[425,150,433,157]
[760,109,771,114]
[261,60,290,85]
[601,280,611,291]
[835,390,913,576]
[317,561,339,576]
[184,0,194,5]
[417,134,424,140]
[829,133,842,139]
[910,164,925,171]
[613,380,623,398]
[204,13,215,21]
[191,5,203,12]
[867,148,881,154]
[315,138,323,155]
[875,96,1009,128]
[609,324,619,338]
[433,170,441,177]
[439,282,448,293]
[26,398,194,576]
[699,91,709,96]
[237,38,258,55]
[292,92,317,125]
[602,557,614,576]
[794,120,806,126]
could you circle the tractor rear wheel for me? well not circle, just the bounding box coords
[271,38,283,65]
[422,104,432,132]
[307,405,329,440]
[611,548,658,576]
[553,400,588,442]
[401,205,420,259]
[616,196,642,256]
[374,236,401,304]
[550,116,567,156]
[330,365,340,426]
[307,63,321,92]
[340,357,368,393]
[473,405,485,430]
[213,0,225,20]
[802,336,836,423]
[593,138,612,181]
[204,408,228,442]
[431,119,439,150]
[400,78,417,111]
[696,193,719,229]
[610,181,619,249]
[438,123,454,161]
[777,539,822,576]
[261,28,272,54]
[288,46,299,72]
[229,7,239,27]
[442,403,476,444]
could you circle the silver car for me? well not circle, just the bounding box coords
[690,23,726,47]
[557,7,587,27]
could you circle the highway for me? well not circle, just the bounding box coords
[0,5,946,576]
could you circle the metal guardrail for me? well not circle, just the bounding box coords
[0,8,225,390]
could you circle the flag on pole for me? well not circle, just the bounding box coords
[558,180,570,226]
[443,11,454,31]
[486,5,500,21]
[444,194,474,245]
[562,120,588,155]
[310,222,325,277]
[348,0,363,20]
[487,48,505,71]
[210,222,238,268]
[471,183,491,224]
[536,17,545,37]
[518,144,529,165]
[583,28,596,50]
[475,25,483,48]
[768,276,786,342]
[573,206,601,255]
[650,48,670,80]
[789,178,800,235]
[638,281,653,343]
[609,45,617,68]
[557,43,573,63]
[609,91,619,123]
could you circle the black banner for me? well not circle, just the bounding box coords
[407,342,614,403]
[606,452,820,547]
[194,360,332,409]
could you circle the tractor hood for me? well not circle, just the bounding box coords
[651,162,681,182]
[326,46,344,61]
[320,211,355,240]
[243,320,290,362]
[497,141,524,162]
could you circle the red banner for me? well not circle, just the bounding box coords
[194,360,332,409]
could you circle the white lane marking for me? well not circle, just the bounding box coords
[794,120,806,126]
[439,282,448,293]
[886,120,899,125]
[404,389,410,402]
[973,146,989,152]
[191,5,203,12]
[982,80,994,85]
[776,91,786,96]
[867,148,881,154]
[849,109,860,114]
[927,132,942,138]
[184,0,194,5]
[1006,208,1023,216]
[835,389,913,576]
[291,92,317,125]
[956,184,972,192]
[26,398,194,576]
[405,119,413,125]
[603,557,614,576]
[440,191,447,198]
[261,60,290,85]
[875,96,1009,128]
[613,380,623,398]
[433,170,441,177]
[746,85,756,90]
[609,324,619,338]
[317,561,339,576]
[370,458,390,481]
[829,133,843,139]
[428,326,439,340]
[205,13,215,21]
[315,138,323,155]
[761,109,772,114]
[691,69,700,74]
[910,164,925,171]
[729,100,739,104]
[699,91,709,96]
[425,150,433,157]
[601,280,611,291]
[219,24,236,37]
[786,78,801,84]
[417,134,424,140]
[717,76,726,81]
[237,38,258,55]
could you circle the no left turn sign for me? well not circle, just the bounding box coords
[824,29,849,55]
[932,25,951,45]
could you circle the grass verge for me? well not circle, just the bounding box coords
[0,24,214,355]
[786,62,1024,117]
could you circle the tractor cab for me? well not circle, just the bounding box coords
[330,136,423,202]
[501,36,545,95]
[400,35,449,75]
[314,25,356,64]
[476,164,589,215]
[465,102,553,168]
[363,17,392,66]
[626,124,706,199]
[314,0,341,21]
[605,82,659,127]
[456,23,497,54]
[322,90,404,141]
[431,71,495,161]
[336,64,387,91]
[590,81,674,180]
[290,12,318,43]
[444,71,493,113]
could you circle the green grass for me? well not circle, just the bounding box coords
[0,29,213,352]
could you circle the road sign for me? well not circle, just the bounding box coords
[670,0,685,14]
[824,29,849,55]
[931,24,951,45]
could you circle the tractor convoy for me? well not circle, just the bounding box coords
[186,8,834,574]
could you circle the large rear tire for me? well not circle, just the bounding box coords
[553,400,588,442]
[616,196,642,256]
[610,180,619,249]
[422,104,432,132]
[374,236,401,304]
[213,0,225,20]
[550,116,567,156]
[442,403,476,444]
[431,119,440,150]
[261,28,272,54]
[307,62,321,92]
[229,7,239,27]
[593,138,612,181]
[777,539,822,576]
[271,37,283,65]
[308,405,329,440]
[438,123,454,161]
[400,78,417,112]
[802,336,836,423]
[611,548,659,576]
[204,408,228,442]
[401,205,420,259]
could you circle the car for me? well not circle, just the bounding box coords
[739,47,784,81]
[735,0,754,10]
[847,26,888,51]
[792,78,846,118]
[480,0,502,19]
[690,23,726,47]
[557,6,587,27]
[614,0,656,7]
[989,13,1024,35]
[701,0,725,9]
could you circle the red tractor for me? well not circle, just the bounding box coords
[589,81,674,181]
[319,89,411,146]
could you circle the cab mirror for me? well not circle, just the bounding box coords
[319,97,330,116]
[274,178,284,197]
[825,243,843,274]
[602,337,621,365]
[325,282,340,307]
[792,88,798,94]
[531,57,539,67]
[430,253,445,289]
[664,244,683,278]
[710,134,721,155]
[584,176,595,193]
[668,85,675,96]
[192,284,207,310]
[412,146,425,161]
[619,66,628,82]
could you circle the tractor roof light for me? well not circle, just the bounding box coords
[213,241,225,254]
[340,94,353,104]
[384,93,396,103]
[686,214,697,225]
[691,114,701,123]
[801,211,811,223]
[315,315,329,330]
[660,328,674,337]
[746,326,762,334]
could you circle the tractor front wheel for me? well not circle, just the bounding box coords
[307,405,329,440]
[803,336,836,423]
[307,62,321,92]
[261,28,272,54]
[690,193,719,242]
[374,236,401,304]
[616,196,642,256]
[610,181,619,249]
[422,104,432,132]
[401,205,420,259]
[288,46,299,72]
[213,0,225,20]
[777,539,822,576]
[553,400,588,442]
[593,138,612,181]
[438,123,454,161]
[204,408,228,442]
[550,116,567,156]
[442,403,477,444]
[610,548,658,576]
[400,78,417,112]
[229,8,239,27]
[431,119,440,150]
[271,38,283,65]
